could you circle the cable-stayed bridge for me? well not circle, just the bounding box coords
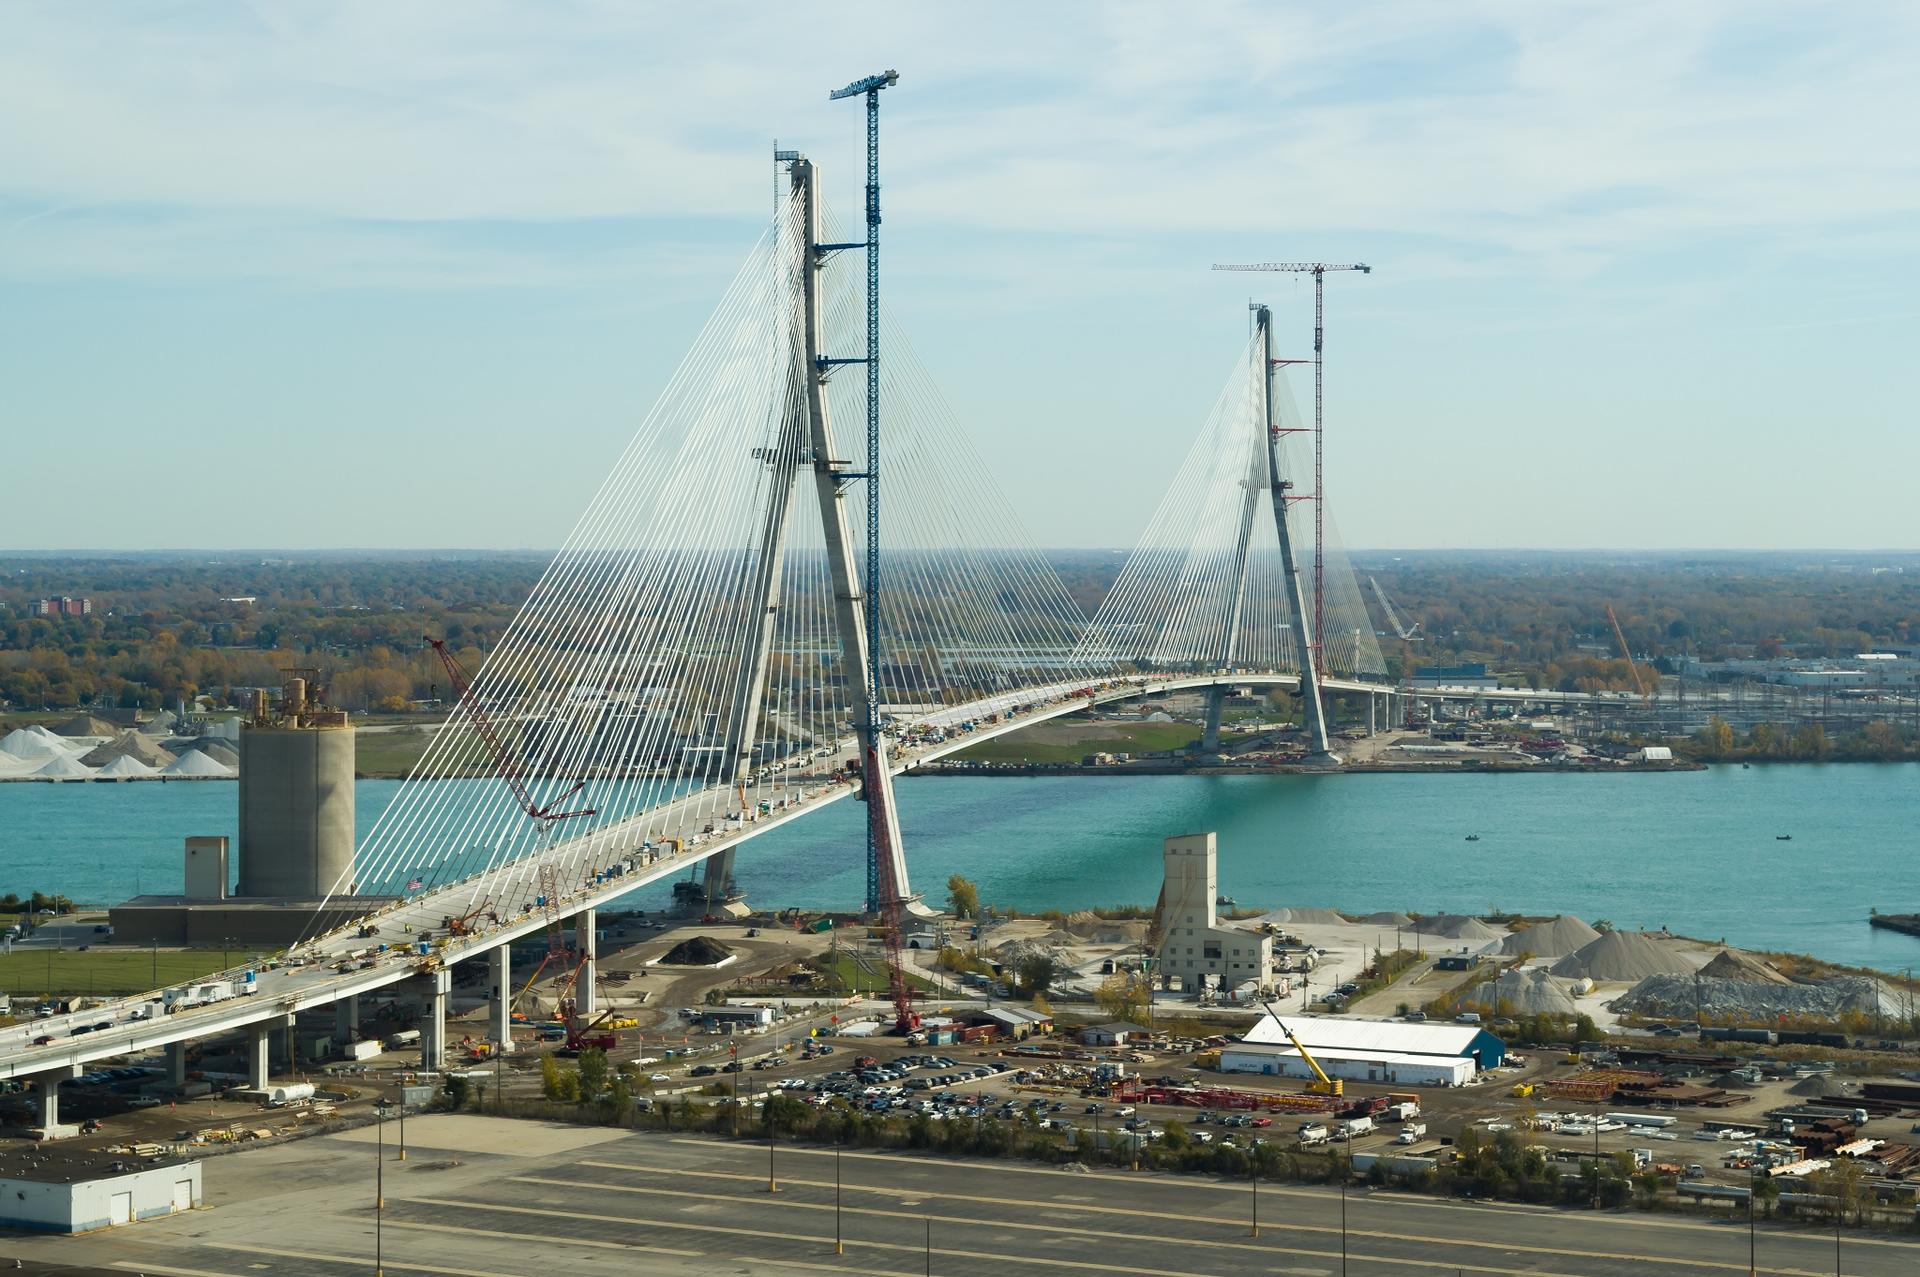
[0,155,1430,1120]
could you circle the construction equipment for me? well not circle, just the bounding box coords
[1260,1001,1343,1097]
[441,899,496,938]
[1212,263,1372,668]
[424,635,596,824]
[1369,576,1421,728]
[556,956,619,1054]
[1604,604,1653,705]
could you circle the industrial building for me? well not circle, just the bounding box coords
[1219,1013,1506,1087]
[1154,832,1275,994]
[112,676,392,945]
[0,1160,201,1232]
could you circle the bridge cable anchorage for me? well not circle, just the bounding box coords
[1211,262,1371,677]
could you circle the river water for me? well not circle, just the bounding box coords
[4,764,1917,971]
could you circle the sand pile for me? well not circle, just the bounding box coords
[52,713,120,737]
[1414,914,1505,942]
[1486,967,1580,1015]
[1551,930,1693,982]
[1697,949,1793,985]
[34,753,96,780]
[1357,911,1413,926]
[82,731,177,769]
[1500,915,1602,958]
[1271,907,1349,926]
[1,728,65,759]
[161,750,235,777]
[661,936,732,966]
[96,754,158,778]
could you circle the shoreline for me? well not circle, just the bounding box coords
[907,759,1708,777]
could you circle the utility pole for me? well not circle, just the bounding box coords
[1212,262,1371,676]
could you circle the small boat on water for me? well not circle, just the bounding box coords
[1216,894,1237,907]
[1775,834,1792,841]
[1464,834,1481,842]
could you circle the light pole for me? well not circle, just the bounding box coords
[1249,1162,1259,1238]
[924,1216,932,1276]
[396,1085,407,1161]
[1748,1175,1758,1277]
[374,1100,386,1277]
[765,1082,778,1193]
[1340,1143,1349,1277]
[835,1146,844,1255]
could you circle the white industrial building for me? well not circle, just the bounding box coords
[1154,832,1274,993]
[1,1161,201,1232]
[1218,1013,1506,1087]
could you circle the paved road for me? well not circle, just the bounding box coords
[9,1116,1915,1276]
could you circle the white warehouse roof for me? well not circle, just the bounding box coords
[1223,1042,1469,1071]
[1244,1013,1491,1058]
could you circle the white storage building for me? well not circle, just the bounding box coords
[1,1161,201,1232]
[1219,1013,1506,1087]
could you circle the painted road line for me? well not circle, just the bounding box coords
[202,1240,524,1277]
[560,1163,1806,1275]
[382,1218,700,1260]
[442,1190,1641,1277]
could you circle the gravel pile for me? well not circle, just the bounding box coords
[1550,930,1695,981]
[1697,949,1793,985]
[1613,972,1885,1021]
[1414,914,1504,942]
[1270,907,1350,926]
[1356,911,1413,926]
[1486,967,1581,1015]
[1499,915,1602,958]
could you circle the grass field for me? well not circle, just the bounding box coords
[950,719,1202,765]
[0,947,241,999]
[352,726,438,778]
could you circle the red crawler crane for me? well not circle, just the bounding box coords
[425,635,596,822]
[862,744,919,1035]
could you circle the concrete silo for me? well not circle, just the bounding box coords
[237,677,357,897]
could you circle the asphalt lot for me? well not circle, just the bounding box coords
[7,1115,1918,1276]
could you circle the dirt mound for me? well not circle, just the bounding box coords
[1697,949,1793,985]
[660,936,732,966]
[1500,915,1602,958]
[52,713,119,737]
[1357,911,1413,926]
[1486,967,1579,1015]
[1551,931,1693,982]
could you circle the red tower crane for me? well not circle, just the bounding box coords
[424,635,596,823]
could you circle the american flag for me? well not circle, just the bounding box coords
[406,876,424,892]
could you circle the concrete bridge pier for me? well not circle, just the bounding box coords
[31,1064,80,1134]
[165,1041,188,1089]
[575,908,597,1017]
[246,1024,272,1090]
[488,945,513,1052]
[701,848,734,910]
[419,966,452,1070]
[335,994,359,1042]
[1367,692,1377,735]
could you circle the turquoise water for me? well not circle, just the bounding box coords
[5,765,1918,971]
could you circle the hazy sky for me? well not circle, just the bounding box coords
[3,3,1916,552]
